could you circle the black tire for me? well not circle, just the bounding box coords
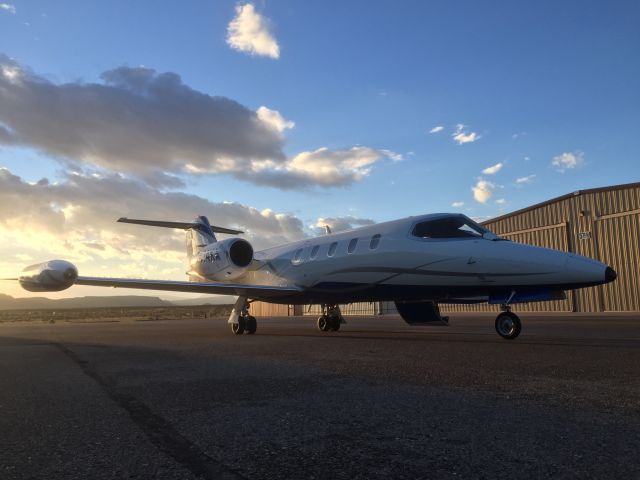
[231,317,246,335]
[329,315,341,331]
[245,315,257,335]
[317,315,330,332]
[495,312,521,340]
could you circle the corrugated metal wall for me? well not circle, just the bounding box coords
[444,183,640,313]
[304,302,383,316]
[596,210,640,311]
[249,302,302,316]
[251,183,640,315]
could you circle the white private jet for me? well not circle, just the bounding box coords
[17,213,616,339]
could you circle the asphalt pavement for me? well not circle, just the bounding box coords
[0,313,639,479]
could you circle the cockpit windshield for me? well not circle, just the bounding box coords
[411,215,489,239]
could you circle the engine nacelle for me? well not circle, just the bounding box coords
[203,238,254,280]
[19,260,78,292]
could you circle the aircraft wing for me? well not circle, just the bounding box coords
[75,276,302,298]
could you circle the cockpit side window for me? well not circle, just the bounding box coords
[292,248,303,264]
[412,216,487,239]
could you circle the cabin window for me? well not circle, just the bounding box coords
[412,216,486,239]
[369,234,381,250]
[310,245,320,259]
[292,248,303,263]
[347,238,358,253]
[327,242,338,257]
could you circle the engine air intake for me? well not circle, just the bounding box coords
[229,239,253,267]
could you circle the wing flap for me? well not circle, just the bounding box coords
[75,276,301,298]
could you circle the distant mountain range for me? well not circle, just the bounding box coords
[0,294,232,310]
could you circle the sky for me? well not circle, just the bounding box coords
[0,0,639,299]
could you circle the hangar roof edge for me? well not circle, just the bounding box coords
[483,181,640,225]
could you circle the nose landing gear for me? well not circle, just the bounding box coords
[495,304,521,340]
[231,314,257,335]
[317,304,344,332]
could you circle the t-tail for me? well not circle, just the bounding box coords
[117,216,243,260]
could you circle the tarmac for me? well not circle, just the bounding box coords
[0,313,639,479]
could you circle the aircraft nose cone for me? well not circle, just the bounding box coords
[605,266,617,283]
[565,255,616,286]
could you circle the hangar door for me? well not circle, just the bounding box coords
[596,211,640,311]
[499,222,574,312]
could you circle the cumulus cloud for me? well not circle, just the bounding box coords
[472,178,494,203]
[551,151,584,172]
[0,56,391,189]
[1,63,20,82]
[227,3,280,59]
[451,201,464,208]
[256,106,294,133]
[482,162,503,175]
[516,174,536,184]
[0,167,308,285]
[314,215,375,234]
[0,56,283,183]
[0,3,15,14]
[452,124,480,145]
[185,146,395,190]
[429,125,444,134]
[495,198,506,205]
[381,149,403,162]
[274,147,388,188]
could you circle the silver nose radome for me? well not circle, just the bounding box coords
[564,255,614,287]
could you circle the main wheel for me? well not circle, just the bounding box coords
[495,311,521,340]
[317,315,330,332]
[329,315,341,331]
[231,317,246,335]
[245,315,257,335]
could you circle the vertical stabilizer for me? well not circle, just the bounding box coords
[194,216,217,243]
[186,216,216,260]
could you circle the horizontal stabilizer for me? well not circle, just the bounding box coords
[117,217,243,235]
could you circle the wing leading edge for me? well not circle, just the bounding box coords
[75,276,302,298]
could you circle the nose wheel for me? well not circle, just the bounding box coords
[495,311,521,340]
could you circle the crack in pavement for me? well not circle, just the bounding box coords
[55,343,247,480]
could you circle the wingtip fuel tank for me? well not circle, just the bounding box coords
[19,260,78,292]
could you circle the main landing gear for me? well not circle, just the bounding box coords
[316,304,344,332]
[495,304,522,340]
[232,314,257,335]
[229,296,257,335]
